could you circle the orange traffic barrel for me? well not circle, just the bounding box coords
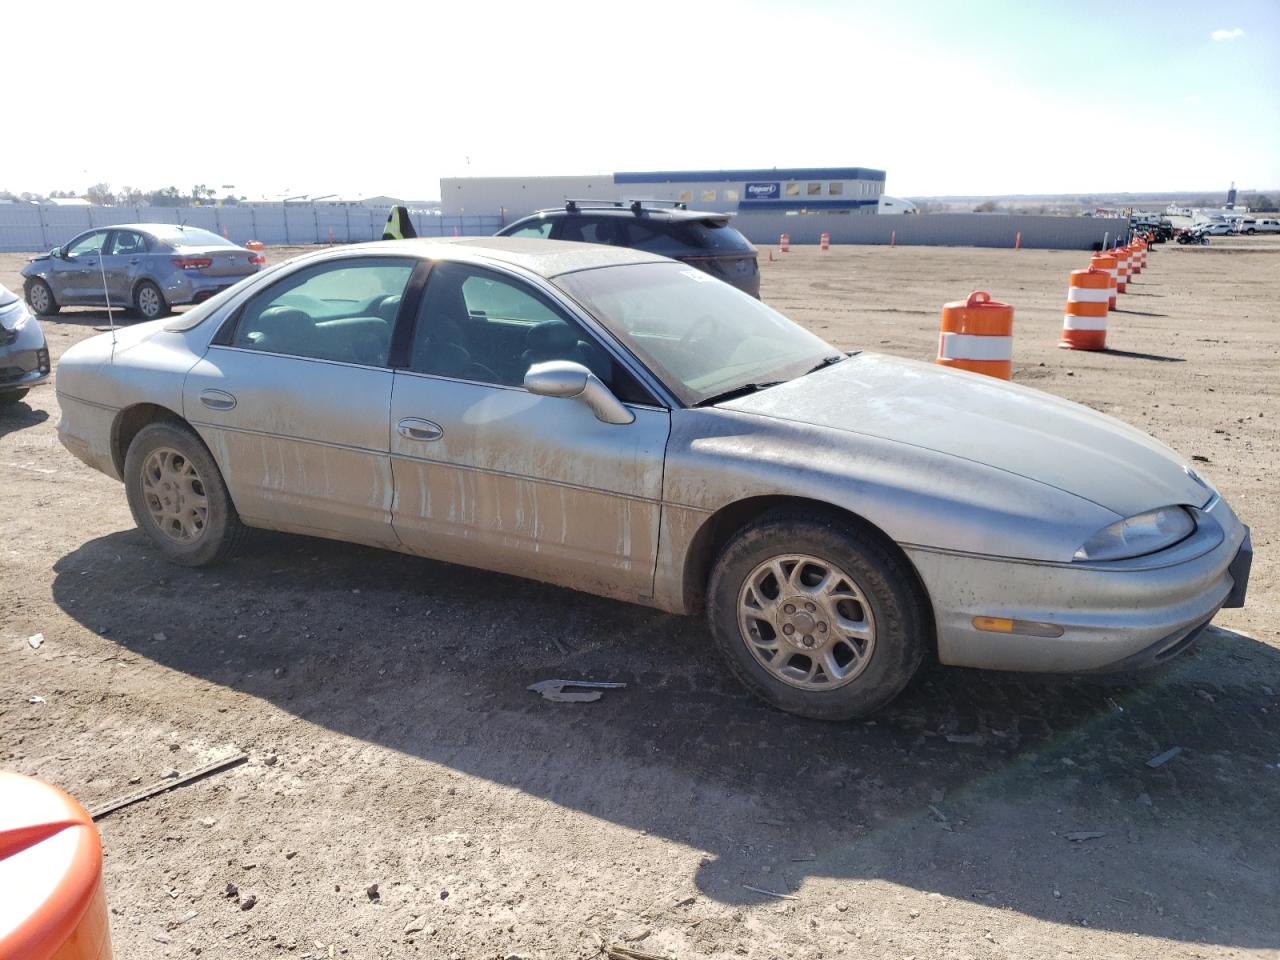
[1111,246,1130,293]
[1090,252,1118,308]
[779,233,790,253]
[936,290,1014,380]
[0,773,113,960]
[244,240,264,252]
[1059,267,1110,351]
[1129,239,1143,274]
[819,231,830,251]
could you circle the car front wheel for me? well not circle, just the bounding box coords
[134,281,169,320]
[24,278,59,315]
[707,509,928,720]
[124,421,245,566]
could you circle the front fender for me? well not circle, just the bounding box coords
[652,407,1120,612]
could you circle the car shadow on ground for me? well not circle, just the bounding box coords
[52,529,1280,949]
[0,397,51,437]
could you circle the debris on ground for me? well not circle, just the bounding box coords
[606,946,671,960]
[527,678,627,703]
[1064,831,1106,842]
[1145,747,1182,768]
[403,916,430,934]
[742,884,799,901]
[89,752,248,820]
[366,884,380,901]
[240,894,257,911]
[27,632,44,649]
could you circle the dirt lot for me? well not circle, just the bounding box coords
[3,237,1278,960]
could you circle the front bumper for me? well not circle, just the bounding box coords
[0,321,51,393]
[905,495,1249,673]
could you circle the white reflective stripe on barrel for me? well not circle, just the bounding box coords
[1062,315,1108,330]
[938,333,1013,361]
[1067,287,1111,303]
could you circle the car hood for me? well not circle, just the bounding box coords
[720,352,1210,517]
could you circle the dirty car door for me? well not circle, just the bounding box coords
[184,256,416,547]
[389,261,669,602]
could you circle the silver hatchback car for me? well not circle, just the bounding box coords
[22,224,263,321]
[53,238,1250,720]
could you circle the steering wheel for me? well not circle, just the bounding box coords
[679,314,721,348]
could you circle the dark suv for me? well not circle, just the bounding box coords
[496,200,760,298]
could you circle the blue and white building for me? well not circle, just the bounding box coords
[440,166,888,222]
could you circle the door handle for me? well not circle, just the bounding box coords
[397,418,443,441]
[199,389,237,411]
[129,258,140,264]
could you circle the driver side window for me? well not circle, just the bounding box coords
[66,231,109,258]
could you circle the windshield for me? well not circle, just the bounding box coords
[147,225,239,248]
[555,261,835,406]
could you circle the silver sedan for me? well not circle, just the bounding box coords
[21,223,263,322]
[52,238,1251,719]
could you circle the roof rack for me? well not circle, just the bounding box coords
[563,199,626,212]
[623,198,688,212]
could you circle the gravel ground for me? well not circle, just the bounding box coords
[2,236,1278,960]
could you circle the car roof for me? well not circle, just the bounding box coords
[521,205,730,223]
[77,223,223,236]
[297,236,670,279]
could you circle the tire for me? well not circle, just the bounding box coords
[124,421,246,566]
[133,280,170,321]
[1246,229,1256,235]
[706,509,928,721]
[24,278,59,316]
[0,389,30,407]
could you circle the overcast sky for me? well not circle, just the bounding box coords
[5,0,1277,200]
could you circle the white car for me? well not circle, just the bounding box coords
[1196,222,1235,236]
[1239,218,1280,234]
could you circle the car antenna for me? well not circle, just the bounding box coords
[97,242,117,345]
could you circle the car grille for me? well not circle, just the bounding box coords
[0,365,24,383]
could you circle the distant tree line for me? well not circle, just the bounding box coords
[0,183,245,206]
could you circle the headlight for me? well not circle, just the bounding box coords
[1074,507,1195,561]
[0,301,31,333]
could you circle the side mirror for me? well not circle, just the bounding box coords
[51,246,64,259]
[524,360,634,425]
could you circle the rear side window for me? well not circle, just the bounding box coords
[559,217,627,245]
[672,221,753,254]
[506,218,555,239]
[229,257,415,366]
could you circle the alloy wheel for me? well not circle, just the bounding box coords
[138,285,162,319]
[737,554,877,690]
[140,447,208,543]
[28,283,50,313]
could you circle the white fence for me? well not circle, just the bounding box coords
[0,204,502,253]
[732,213,1130,251]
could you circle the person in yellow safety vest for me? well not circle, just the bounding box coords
[382,205,418,241]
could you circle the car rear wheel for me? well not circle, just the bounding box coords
[134,281,169,321]
[707,510,928,720]
[0,389,30,407]
[124,421,245,566]
[24,278,59,316]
